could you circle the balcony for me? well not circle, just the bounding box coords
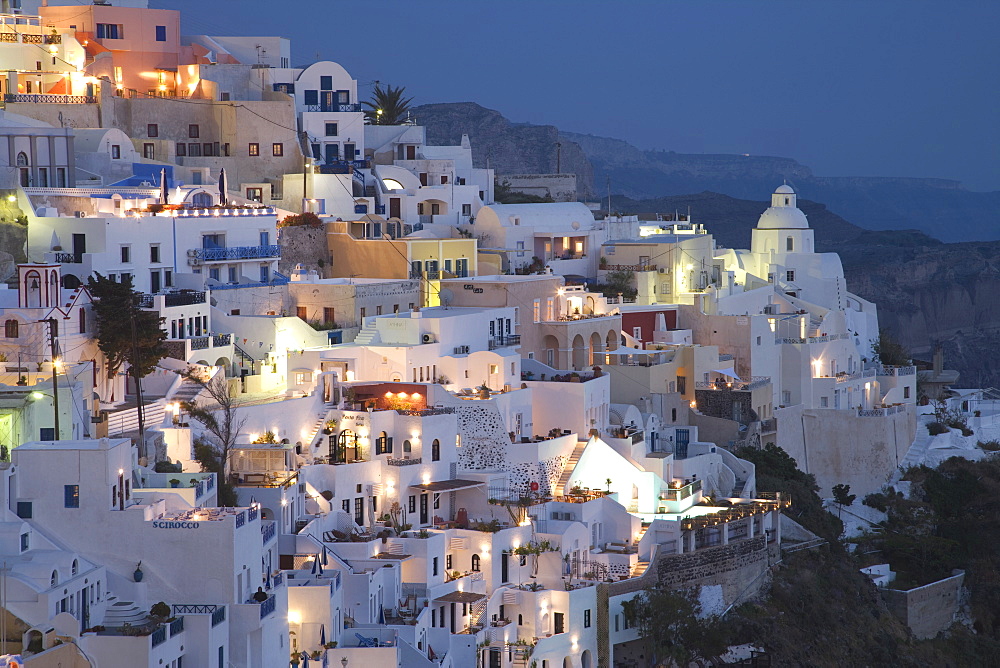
[601,263,657,272]
[695,376,771,391]
[262,520,277,544]
[488,334,521,349]
[305,102,362,113]
[4,93,97,104]
[189,244,280,263]
[138,291,207,308]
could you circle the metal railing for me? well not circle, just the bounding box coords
[151,626,166,647]
[4,93,97,104]
[169,617,184,636]
[857,405,906,418]
[387,457,422,466]
[53,252,77,263]
[601,263,656,272]
[305,102,362,113]
[173,604,219,615]
[488,334,521,349]
[211,606,226,627]
[235,510,246,528]
[138,291,206,308]
[877,365,917,377]
[213,333,232,346]
[191,244,280,261]
[661,479,702,502]
[190,336,209,350]
[259,594,276,618]
[262,520,277,544]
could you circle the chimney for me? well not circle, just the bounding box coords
[932,346,944,375]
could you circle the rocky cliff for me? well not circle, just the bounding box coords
[412,103,1000,243]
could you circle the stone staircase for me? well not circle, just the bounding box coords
[170,375,206,404]
[630,560,650,578]
[555,441,588,494]
[894,415,934,480]
[102,594,149,626]
[352,321,380,346]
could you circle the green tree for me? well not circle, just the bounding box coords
[832,483,856,518]
[623,587,729,666]
[363,83,413,125]
[181,368,245,506]
[871,327,910,366]
[87,273,167,378]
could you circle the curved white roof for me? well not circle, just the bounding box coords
[774,184,795,194]
[757,206,809,229]
[478,202,595,230]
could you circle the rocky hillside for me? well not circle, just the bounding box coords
[412,102,1000,243]
[411,102,593,197]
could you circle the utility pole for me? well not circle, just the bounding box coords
[129,310,146,460]
[45,318,60,441]
[555,142,561,174]
[606,176,612,219]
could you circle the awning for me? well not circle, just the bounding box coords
[712,368,742,381]
[410,479,484,493]
[434,591,486,604]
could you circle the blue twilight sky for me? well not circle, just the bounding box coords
[155,0,1000,191]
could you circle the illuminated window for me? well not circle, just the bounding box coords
[272,143,283,157]
[248,143,259,157]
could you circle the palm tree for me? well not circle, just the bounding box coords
[363,83,414,125]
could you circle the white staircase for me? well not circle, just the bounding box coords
[101,594,149,626]
[556,441,588,494]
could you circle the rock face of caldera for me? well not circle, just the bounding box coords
[413,102,1000,242]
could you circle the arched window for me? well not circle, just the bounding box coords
[403,439,411,453]
[431,439,440,461]
[17,152,29,187]
[786,236,794,251]
[191,191,213,207]
[4,319,18,338]
[50,570,58,587]
[471,554,480,572]
[71,559,78,575]
[518,614,523,625]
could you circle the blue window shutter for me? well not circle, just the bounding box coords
[304,90,318,106]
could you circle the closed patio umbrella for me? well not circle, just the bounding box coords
[159,167,168,205]
[218,168,228,207]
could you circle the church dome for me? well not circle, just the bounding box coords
[757,206,809,229]
[757,184,809,229]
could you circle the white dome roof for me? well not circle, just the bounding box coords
[757,206,809,229]
[774,184,795,194]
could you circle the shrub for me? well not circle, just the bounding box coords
[978,440,1000,452]
[150,601,171,619]
[927,421,949,436]
[863,492,888,512]
[278,211,323,228]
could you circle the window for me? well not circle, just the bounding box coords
[325,122,338,136]
[175,142,186,157]
[786,270,795,282]
[120,245,130,263]
[584,609,591,628]
[432,557,438,577]
[272,143,284,157]
[188,143,202,157]
[188,124,200,139]
[408,495,416,513]
[489,364,499,374]
[110,144,121,159]
[403,440,411,453]
[786,236,794,251]
[16,502,31,519]
[248,143,260,156]
[904,386,911,399]
[246,187,263,203]
[4,319,18,338]
[324,307,335,324]
[320,75,333,90]
[471,554,480,572]
[676,375,687,395]
[757,336,762,345]
[143,143,155,160]
[150,245,161,263]
[360,307,366,319]
[296,306,307,320]
[20,533,28,552]
[79,308,86,334]
[96,23,123,39]
[155,25,166,41]
[64,485,80,508]
[431,439,440,461]
[304,90,318,106]
[463,203,472,216]
[165,270,173,287]
[376,305,382,316]
[820,396,829,408]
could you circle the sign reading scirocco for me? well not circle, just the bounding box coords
[152,521,200,529]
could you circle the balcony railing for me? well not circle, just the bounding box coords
[488,334,520,349]
[857,405,906,418]
[190,336,209,351]
[4,93,97,104]
[211,607,226,627]
[213,333,232,347]
[259,594,276,619]
[601,263,656,272]
[696,376,771,391]
[53,251,78,263]
[661,479,702,502]
[138,291,207,308]
[190,244,280,262]
[387,457,422,466]
[305,102,362,113]
[151,626,166,647]
[877,365,917,377]
[262,520,277,544]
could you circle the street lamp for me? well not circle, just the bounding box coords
[376,108,383,124]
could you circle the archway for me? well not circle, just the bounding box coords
[563,657,573,668]
[542,334,559,370]
[607,330,618,352]
[571,334,586,371]
[61,273,82,289]
[215,356,231,377]
[581,650,592,668]
[191,191,213,207]
[589,332,603,366]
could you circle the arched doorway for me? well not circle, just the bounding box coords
[581,650,592,668]
[589,332,603,366]
[542,334,559,369]
[607,329,618,352]
[571,334,586,370]
[16,152,29,187]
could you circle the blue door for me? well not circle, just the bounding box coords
[675,429,690,459]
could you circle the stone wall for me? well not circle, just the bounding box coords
[882,571,964,639]
[501,174,578,202]
[655,535,773,606]
[279,225,330,276]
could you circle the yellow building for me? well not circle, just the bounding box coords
[325,221,477,306]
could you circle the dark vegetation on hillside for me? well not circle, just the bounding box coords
[709,447,1000,666]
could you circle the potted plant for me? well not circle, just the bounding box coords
[189,478,199,486]
[133,562,144,582]
[322,419,336,435]
[16,376,26,386]
[323,641,337,649]
[169,479,180,488]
